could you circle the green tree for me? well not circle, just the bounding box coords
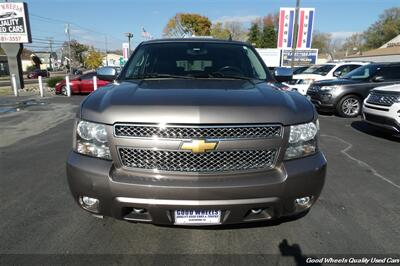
[84,49,103,69]
[248,21,261,46]
[363,7,400,49]
[63,40,89,66]
[210,22,231,39]
[259,25,276,48]
[163,13,212,37]
[312,31,332,54]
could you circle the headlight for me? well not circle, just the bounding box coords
[74,120,111,160]
[320,85,339,92]
[285,121,319,160]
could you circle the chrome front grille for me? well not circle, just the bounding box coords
[114,124,282,139]
[118,148,277,173]
[367,91,400,107]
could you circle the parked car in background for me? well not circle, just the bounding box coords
[27,69,49,79]
[55,71,110,95]
[288,62,367,95]
[307,63,400,117]
[293,66,309,75]
[362,84,400,134]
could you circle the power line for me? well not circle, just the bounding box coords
[32,37,65,43]
[30,13,124,42]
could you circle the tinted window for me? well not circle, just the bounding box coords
[80,72,96,80]
[122,42,271,80]
[376,66,400,80]
[342,64,380,80]
[334,64,361,77]
[302,64,335,76]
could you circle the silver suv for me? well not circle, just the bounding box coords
[67,39,327,226]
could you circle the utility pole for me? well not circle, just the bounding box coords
[105,36,108,66]
[291,0,301,68]
[48,37,53,70]
[65,23,72,73]
[125,32,133,55]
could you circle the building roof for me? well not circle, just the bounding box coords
[346,45,400,58]
[380,34,400,48]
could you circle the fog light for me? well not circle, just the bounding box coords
[294,196,313,211]
[79,196,100,213]
[133,208,146,214]
[295,197,311,206]
[251,208,263,214]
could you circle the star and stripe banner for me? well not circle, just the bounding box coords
[277,7,315,49]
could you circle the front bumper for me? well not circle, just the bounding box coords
[363,102,400,133]
[307,92,336,112]
[67,151,327,225]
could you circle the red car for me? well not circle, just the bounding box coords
[55,72,110,95]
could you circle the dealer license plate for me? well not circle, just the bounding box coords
[174,210,221,225]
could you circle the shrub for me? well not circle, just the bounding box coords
[46,76,64,88]
[26,65,36,72]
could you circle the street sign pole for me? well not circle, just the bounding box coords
[291,0,301,68]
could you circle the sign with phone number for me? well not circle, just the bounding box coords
[0,2,31,43]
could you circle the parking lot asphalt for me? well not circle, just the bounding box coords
[0,95,399,265]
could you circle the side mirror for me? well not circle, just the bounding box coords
[372,76,385,82]
[333,71,342,77]
[97,67,117,82]
[273,67,293,82]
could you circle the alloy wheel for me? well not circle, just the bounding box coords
[342,98,360,116]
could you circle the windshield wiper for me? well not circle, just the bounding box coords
[209,74,256,84]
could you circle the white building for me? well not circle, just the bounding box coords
[102,53,123,67]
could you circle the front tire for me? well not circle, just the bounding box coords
[337,95,361,118]
[61,86,68,96]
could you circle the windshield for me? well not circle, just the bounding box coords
[120,42,271,81]
[342,64,379,80]
[302,64,335,76]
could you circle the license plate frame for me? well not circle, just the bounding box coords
[174,210,222,225]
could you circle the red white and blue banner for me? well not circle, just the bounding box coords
[296,8,315,49]
[277,7,295,49]
[277,7,315,49]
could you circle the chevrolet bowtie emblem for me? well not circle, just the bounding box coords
[180,139,218,153]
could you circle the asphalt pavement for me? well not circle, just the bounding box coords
[0,95,399,265]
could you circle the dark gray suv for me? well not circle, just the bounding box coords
[307,63,400,117]
[66,39,326,226]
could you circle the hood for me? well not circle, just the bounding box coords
[313,78,361,86]
[371,84,400,92]
[81,79,315,126]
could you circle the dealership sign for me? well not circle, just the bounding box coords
[278,7,315,49]
[281,49,318,66]
[122,42,129,61]
[0,2,31,43]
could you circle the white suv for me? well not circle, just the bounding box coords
[287,62,368,95]
[363,84,400,134]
